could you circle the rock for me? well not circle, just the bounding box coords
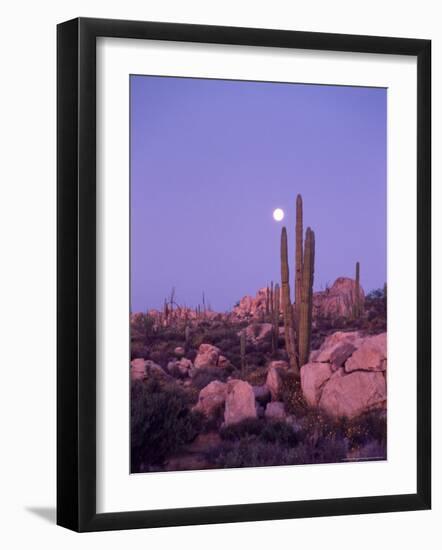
[345,333,387,373]
[176,358,192,375]
[330,342,357,369]
[244,323,273,344]
[194,343,221,369]
[319,369,386,419]
[218,355,232,369]
[314,331,361,363]
[313,277,365,319]
[174,346,185,357]
[224,380,257,425]
[265,401,286,420]
[253,384,271,404]
[300,362,333,407]
[130,358,146,380]
[233,288,278,320]
[193,380,227,418]
[131,358,169,380]
[266,361,289,400]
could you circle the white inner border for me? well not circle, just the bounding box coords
[96,37,417,513]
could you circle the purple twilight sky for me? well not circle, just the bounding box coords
[130,75,386,313]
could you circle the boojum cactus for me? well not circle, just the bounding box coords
[280,227,299,374]
[298,227,315,367]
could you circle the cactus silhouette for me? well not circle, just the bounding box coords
[298,227,315,366]
[272,283,280,354]
[280,227,298,374]
[295,194,303,347]
[240,330,246,375]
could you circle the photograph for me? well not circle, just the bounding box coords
[129,75,388,474]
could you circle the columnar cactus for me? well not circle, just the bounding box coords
[280,227,299,374]
[298,228,315,366]
[184,324,191,349]
[240,330,246,375]
[295,194,303,346]
[272,283,280,354]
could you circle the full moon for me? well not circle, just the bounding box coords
[273,208,284,222]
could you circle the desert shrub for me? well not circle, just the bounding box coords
[260,421,299,446]
[220,418,263,441]
[351,440,386,460]
[191,366,229,390]
[244,365,268,385]
[214,437,298,468]
[130,341,150,360]
[339,411,387,450]
[278,370,308,416]
[131,379,203,472]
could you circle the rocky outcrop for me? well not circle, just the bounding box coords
[345,333,386,373]
[313,277,365,319]
[224,380,257,426]
[194,343,221,369]
[193,380,227,417]
[232,288,274,320]
[301,331,386,418]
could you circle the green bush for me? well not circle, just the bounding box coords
[131,379,203,472]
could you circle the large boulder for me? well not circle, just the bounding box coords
[319,369,386,418]
[313,277,365,319]
[131,358,169,381]
[194,343,221,369]
[266,360,289,400]
[312,331,361,363]
[304,331,387,418]
[345,333,387,373]
[193,380,227,418]
[224,380,257,426]
[300,362,333,407]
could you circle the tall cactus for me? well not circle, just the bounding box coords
[354,261,361,319]
[240,329,246,375]
[280,227,298,374]
[272,283,280,354]
[295,194,303,347]
[298,227,315,367]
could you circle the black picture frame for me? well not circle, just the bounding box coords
[57,17,431,532]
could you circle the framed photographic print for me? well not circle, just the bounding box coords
[57,17,431,532]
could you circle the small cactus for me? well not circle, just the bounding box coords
[184,324,191,349]
[240,330,246,375]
